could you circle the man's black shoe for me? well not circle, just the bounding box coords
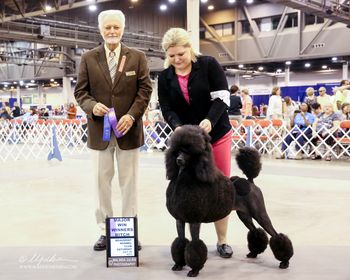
[217,244,233,258]
[93,235,106,251]
[138,241,142,251]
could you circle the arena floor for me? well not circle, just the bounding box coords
[1,152,350,279]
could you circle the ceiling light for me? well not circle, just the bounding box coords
[70,77,74,81]
[322,65,327,69]
[30,80,35,83]
[168,0,176,2]
[88,5,97,11]
[25,85,29,88]
[258,66,264,71]
[201,0,208,3]
[276,69,282,73]
[45,5,52,11]
[238,64,244,68]
[285,61,291,65]
[160,4,167,11]
[246,0,254,4]
[228,0,236,3]
[4,85,8,88]
[208,5,214,10]
[13,81,17,84]
[332,57,337,61]
[50,78,54,82]
[131,0,138,2]
[305,63,311,68]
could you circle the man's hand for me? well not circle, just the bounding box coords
[117,114,135,135]
[199,119,212,133]
[93,102,109,117]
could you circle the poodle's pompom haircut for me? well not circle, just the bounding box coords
[165,125,218,183]
[235,147,261,182]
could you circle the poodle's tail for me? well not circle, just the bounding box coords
[235,147,262,182]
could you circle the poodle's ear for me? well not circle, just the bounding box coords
[165,148,179,180]
[194,154,217,183]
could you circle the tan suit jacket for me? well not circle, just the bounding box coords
[74,44,152,150]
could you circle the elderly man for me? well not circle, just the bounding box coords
[74,9,152,251]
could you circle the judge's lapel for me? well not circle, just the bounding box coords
[112,45,129,90]
[96,45,113,86]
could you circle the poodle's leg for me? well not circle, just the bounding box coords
[185,223,207,277]
[247,192,294,269]
[171,220,189,271]
[237,211,268,258]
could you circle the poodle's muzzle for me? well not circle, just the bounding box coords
[176,151,189,167]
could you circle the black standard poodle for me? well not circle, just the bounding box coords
[165,125,293,277]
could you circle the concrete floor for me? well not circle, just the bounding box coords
[1,152,350,279]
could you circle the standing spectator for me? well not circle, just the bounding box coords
[158,27,234,258]
[316,87,332,112]
[304,87,317,108]
[266,86,283,120]
[333,80,350,111]
[67,102,77,119]
[228,85,242,123]
[283,96,297,128]
[74,9,152,251]
[241,88,253,119]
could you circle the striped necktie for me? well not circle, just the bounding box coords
[108,51,117,83]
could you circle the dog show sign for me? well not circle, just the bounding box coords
[106,217,139,267]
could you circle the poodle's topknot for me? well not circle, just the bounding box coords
[235,147,261,182]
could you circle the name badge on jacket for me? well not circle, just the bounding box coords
[125,71,136,76]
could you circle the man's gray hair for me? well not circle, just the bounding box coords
[98,10,125,31]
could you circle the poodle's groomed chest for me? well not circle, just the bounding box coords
[166,177,233,223]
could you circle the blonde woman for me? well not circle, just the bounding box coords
[266,86,283,120]
[158,27,233,258]
[304,87,317,107]
[240,88,253,118]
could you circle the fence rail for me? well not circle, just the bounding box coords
[0,119,349,161]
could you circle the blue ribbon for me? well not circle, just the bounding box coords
[103,108,123,141]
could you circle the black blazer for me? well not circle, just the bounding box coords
[158,56,231,143]
[228,95,242,116]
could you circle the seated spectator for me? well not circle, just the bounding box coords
[260,104,268,117]
[304,87,317,108]
[11,102,21,118]
[252,105,260,118]
[311,102,322,117]
[311,104,341,161]
[228,85,242,123]
[316,87,332,112]
[339,102,350,120]
[67,102,77,119]
[0,106,13,120]
[277,102,315,160]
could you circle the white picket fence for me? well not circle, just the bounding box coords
[0,118,349,161]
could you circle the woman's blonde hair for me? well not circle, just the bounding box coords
[161,28,200,68]
[306,87,315,96]
[271,86,280,95]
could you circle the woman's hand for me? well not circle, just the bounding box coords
[199,119,212,133]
